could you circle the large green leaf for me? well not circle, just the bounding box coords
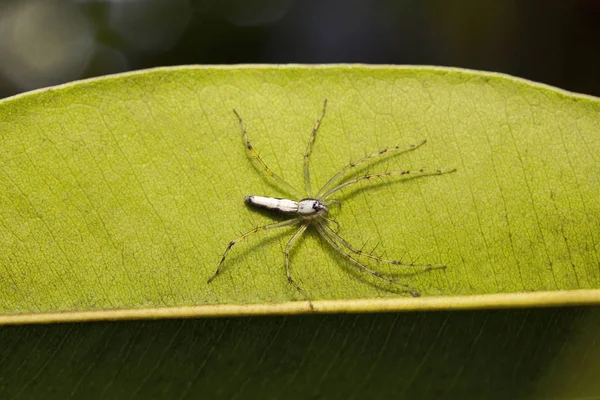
[1,66,599,321]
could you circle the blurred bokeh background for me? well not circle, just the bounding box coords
[1,0,599,99]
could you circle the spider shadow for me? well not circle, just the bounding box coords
[244,202,295,222]
[216,223,300,280]
[327,172,446,204]
[307,226,444,297]
[245,158,303,201]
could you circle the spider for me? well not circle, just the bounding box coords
[207,99,456,298]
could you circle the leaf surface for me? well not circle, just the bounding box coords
[1,65,599,319]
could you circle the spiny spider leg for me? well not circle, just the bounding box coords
[208,217,302,284]
[316,139,427,198]
[284,223,310,298]
[314,222,420,297]
[320,221,446,270]
[233,109,302,199]
[321,168,457,199]
[303,99,328,197]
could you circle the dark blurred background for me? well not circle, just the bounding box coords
[1,0,599,99]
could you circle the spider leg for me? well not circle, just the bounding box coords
[303,99,328,197]
[316,140,427,198]
[322,168,457,199]
[323,216,341,232]
[208,217,302,283]
[233,109,302,199]
[314,222,420,297]
[320,222,446,270]
[284,223,310,298]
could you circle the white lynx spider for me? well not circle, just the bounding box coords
[207,100,456,298]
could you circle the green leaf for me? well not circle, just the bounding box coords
[2,310,600,399]
[1,65,599,321]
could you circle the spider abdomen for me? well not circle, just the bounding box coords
[244,195,328,217]
[245,195,299,214]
